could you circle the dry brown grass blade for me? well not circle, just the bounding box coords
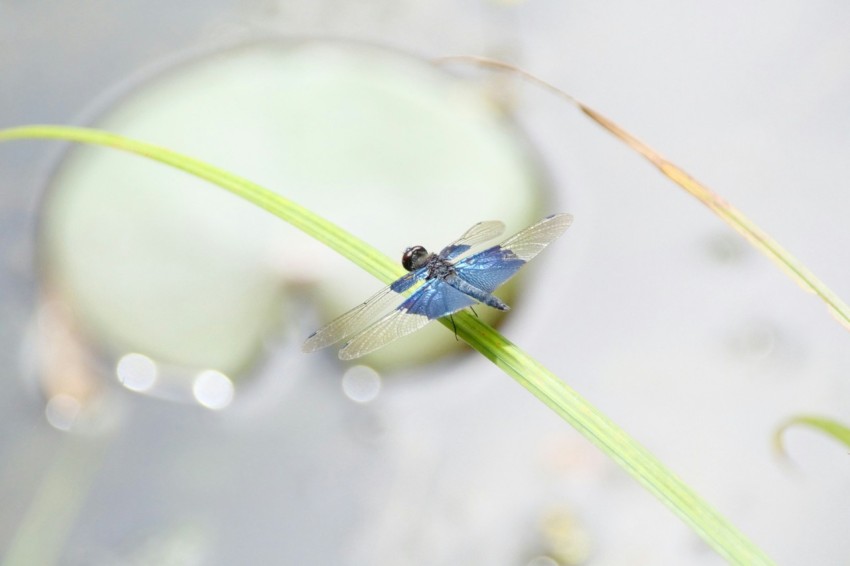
[437,55,850,333]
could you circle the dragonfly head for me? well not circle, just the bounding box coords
[402,245,429,271]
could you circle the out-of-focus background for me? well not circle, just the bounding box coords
[2,2,850,565]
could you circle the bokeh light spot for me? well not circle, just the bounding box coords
[44,394,81,431]
[192,370,234,410]
[341,365,381,403]
[116,352,158,392]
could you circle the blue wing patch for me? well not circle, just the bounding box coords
[336,279,475,359]
[453,246,525,293]
[402,278,477,320]
[439,244,471,260]
[390,268,427,293]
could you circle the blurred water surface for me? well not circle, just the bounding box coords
[2,2,850,565]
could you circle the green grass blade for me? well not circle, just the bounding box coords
[774,415,850,459]
[0,125,774,565]
[0,125,404,284]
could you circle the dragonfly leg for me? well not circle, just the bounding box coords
[469,306,479,318]
[449,314,458,341]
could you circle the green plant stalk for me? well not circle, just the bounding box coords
[0,125,774,565]
[774,415,850,458]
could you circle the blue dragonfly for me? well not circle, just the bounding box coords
[303,213,573,360]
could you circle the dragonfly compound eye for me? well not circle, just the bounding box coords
[402,245,429,271]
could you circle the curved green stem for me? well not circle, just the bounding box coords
[1,125,774,565]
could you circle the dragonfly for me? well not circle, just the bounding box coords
[303,213,573,360]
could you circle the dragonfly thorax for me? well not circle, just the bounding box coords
[425,254,455,279]
[425,255,455,280]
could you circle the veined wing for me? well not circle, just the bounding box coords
[302,269,426,352]
[454,213,573,293]
[338,278,478,360]
[439,220,505,260]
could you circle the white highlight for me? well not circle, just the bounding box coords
[341,365,381,403]
[192,370,235,410]
[116,353,158,392]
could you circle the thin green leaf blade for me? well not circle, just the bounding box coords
[0,124,774,565]
[775,415,850,458]
[453,311,771,564]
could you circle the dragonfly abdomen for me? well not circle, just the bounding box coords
[446,275,509,311]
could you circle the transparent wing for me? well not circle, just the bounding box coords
[302,269,426,352]
[498,213,573,261]
[439,220,506,260]
[454,213,573,292]
[338,279,478,360]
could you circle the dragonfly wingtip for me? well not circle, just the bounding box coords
[302,333,321,353]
